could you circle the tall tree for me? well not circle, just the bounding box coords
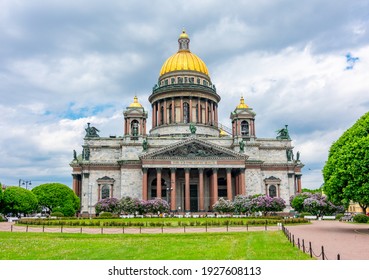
[323,112,369,213]
[0,186,4,213]
[1,186,38,216]
[32,183,80,216]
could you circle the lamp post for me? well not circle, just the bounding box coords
[84,183,93,219]
[166,186,173,212]
[19,179,32,189]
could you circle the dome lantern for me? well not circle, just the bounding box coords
[236,96,249,109]
[128,96,143,108]
[178,29,190,51]
[159,30,209,77]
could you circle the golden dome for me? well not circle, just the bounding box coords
[159,30,209,77]
[236,96,249,109]
[129,96,143,108]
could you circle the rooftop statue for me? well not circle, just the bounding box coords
[142,139,148,151]
[239,139,245,152]
[85,123,100,138]
[276,125,291,140]
[286,149,294,161]
[189,123,197,134]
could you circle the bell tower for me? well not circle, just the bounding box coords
[123,96,148,138]
[230,96,256,139]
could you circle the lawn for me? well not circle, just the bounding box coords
[0,231,311,260]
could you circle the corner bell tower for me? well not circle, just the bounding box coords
[123,96,148,138]
[231,96,256,139]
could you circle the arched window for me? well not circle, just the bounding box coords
[101,185,110,199]
[183,102,190,123]
[131,120,139,136]
[168,104,172,123]
[269,185,277,198]
[241,121,249,136]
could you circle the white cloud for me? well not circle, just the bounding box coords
[1,0,369,191]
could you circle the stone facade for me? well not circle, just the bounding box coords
[70,30,303,215]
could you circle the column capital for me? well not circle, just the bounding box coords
[170,167,177,173]
[198,168,204,174]
[142,168,148,173]
[184,168,191,173]
[226,168,232,173]
[212,168,218,173]
[156,168,162,172]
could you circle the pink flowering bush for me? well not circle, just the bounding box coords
[212,197,235,213]
[120,196,142,214]
[290,192,345,216]
[94,198,120,215]
[143,198,169,214]
[252,195,286,215]
[233,195,254,214]
[213,195,286,215]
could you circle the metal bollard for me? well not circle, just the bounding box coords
[322,246,325,260]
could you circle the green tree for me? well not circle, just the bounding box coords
[0,186,4,213]
[323,112,369,213]
[32,183,80,216]
[1,186,38,216]
[290,192,312,212]
[301,187,323,194]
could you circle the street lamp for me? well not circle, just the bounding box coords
[166,187,172,203]
[83,183,93,219]
[88,183,93,219]
[19,179,32,189]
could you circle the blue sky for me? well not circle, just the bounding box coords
[1,0,369,189]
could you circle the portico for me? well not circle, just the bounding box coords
[140,137,248,212]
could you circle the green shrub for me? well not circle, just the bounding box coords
[335,214,344,220]
[353,214,369,223]
[99,212,113,218]
[298,212,312,218]
[50,212,64,217]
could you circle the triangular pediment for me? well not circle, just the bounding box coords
[140,137,248,160]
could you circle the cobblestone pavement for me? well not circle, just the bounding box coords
[285,220,369,260]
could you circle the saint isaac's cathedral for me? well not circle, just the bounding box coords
[70,30,303,214]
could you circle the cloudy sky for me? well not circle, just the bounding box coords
[1,0,368,190]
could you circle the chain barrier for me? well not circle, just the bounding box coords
[3,222,277,236]
[281,224,339,260]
